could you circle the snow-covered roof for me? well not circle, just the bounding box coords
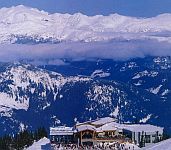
[76,124,96,132]
[100,122,163,134]
[99,122,123,130]
[76,118,163,134]
[76,117,116,126]
[122,124,163,134]
[50,126,74,136]
[96,124,117,132]
[91,117,116,126]
[142,138,171,150]
[76,121,119,132]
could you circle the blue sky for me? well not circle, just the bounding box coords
[0,0,171,17]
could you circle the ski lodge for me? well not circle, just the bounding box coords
[50,117,163,147]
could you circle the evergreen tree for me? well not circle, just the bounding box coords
[0,127,48,150]
[162,132,171,140]
[35,127,48,140]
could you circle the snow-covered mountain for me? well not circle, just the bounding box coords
[0,62,92,134]
[0,5,171,136]
[0,57,170,135]
[40,56,171,131]
[1,5,171,43]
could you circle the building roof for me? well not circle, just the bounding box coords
[91,117,116,126]
[76,121,119,132]
[50,117,163,135]
[96,123,118,132]
[76,117,116,126]
[50,126,74,136]
[95,122,163,133]
[76,124,96,132]
[121,124,163,134]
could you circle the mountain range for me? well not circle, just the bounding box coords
[0,5,171,44]
[0,5,170,136]
[0,56,171,135]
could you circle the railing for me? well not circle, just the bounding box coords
[96,135,124,140]
[81,139,94,142]
[81,136,130,142]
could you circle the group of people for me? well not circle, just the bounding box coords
[51,142,138,150]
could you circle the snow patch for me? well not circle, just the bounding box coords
[110,106,119,117]
[140,114,152,123]
[142,138,171,150]
[91,70,110,78]
[148,85,162,94]
[87,85,114,105]
[161,89,169,96]
[132,71,158,80]
[0,92,29,111]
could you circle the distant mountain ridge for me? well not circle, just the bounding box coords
[0,5,171,43]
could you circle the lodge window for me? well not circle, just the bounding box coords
[82,132,93,139]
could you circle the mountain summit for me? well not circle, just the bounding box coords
[0,5,171,43]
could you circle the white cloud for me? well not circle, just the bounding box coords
[0,38,171,64]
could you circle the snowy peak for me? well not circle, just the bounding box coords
[0,62,91,118]
[0,5,48,24]
[0,5,171,43]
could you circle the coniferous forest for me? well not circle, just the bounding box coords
[0,127,47,150]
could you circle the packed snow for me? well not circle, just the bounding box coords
[141,138,171,150]
[26,137,51,150]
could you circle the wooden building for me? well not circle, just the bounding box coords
[75,117,124,145]
[49,117,164,148]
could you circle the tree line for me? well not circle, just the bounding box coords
[0,127,47,150]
